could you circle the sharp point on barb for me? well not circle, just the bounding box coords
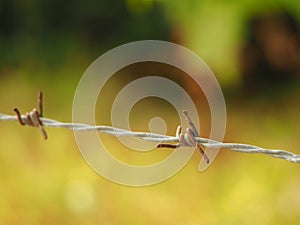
[38,91,43,117]
[157,143,178,149]
[182,110,199,137]
[13,108,25,125]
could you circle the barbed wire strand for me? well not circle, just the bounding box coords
[0,91,300,164]
[1,113,300,163]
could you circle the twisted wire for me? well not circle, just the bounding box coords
[1,113,300,163]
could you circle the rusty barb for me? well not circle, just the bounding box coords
[13,91,48,140]
[157,110,210,164]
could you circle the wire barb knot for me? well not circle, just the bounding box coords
[13,91,48,140]
[157,110,210,164]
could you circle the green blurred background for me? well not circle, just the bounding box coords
[1,0,300,224]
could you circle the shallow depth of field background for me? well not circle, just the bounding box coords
[1,1,300,225]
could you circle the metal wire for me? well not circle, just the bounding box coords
[1,112,300,163]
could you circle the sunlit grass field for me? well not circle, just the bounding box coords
[1,64,300,225]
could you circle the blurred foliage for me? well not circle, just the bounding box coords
[0,0,171,72]
[1,0,300,225]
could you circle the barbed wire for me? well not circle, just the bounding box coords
[0,91,300,164]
